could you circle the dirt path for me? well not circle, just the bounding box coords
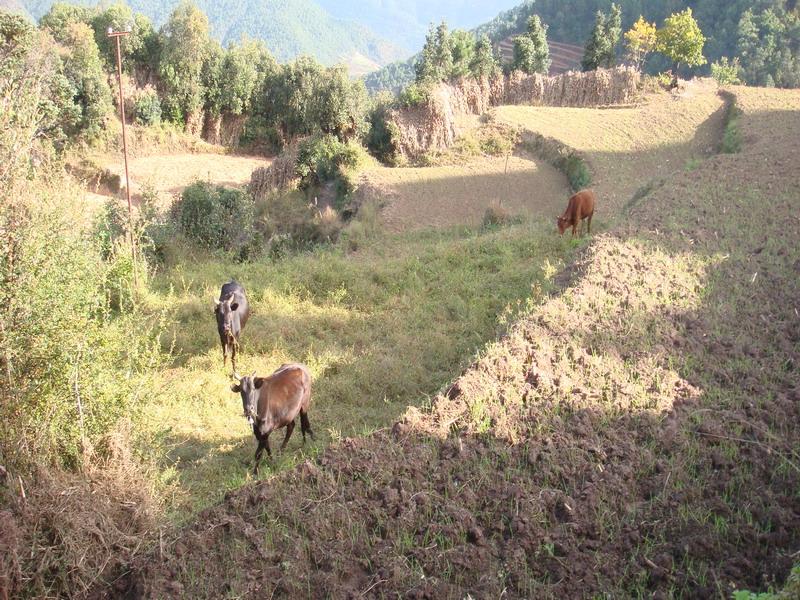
[364,154,567,232]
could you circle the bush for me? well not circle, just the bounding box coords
[295,135,365,206]
[397,82,431,108]
[132,87,162,126]
[254,189,343,254]
[562,155,592,191]
[483,201,511,227]
[1,180,162,470]
[365,93,399,165]
[711,57,742,86]
[170,181,256,257]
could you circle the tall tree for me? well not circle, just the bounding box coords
[414,21,454,85]
[449,29,476,79]
[158,0,211,125]
[512,14,550,75]
[624,15,658,71]
[470,33,499,79]
[60,21,112,140]
[736,7,800,88]
[582,11,610,71]
[657,8,707,87]
[601,3,622,67]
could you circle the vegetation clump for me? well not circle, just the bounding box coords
[171,182,256,256]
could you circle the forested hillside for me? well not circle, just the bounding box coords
[17,0,405,70]
[368,0,800,91]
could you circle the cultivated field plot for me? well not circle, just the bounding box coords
[364,155,568,232]
[95,152,271,205]
[497,79,727,211]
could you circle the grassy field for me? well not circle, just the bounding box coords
[124,84,800,598]
[142,221,579,517]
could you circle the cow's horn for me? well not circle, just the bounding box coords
[233,372,242,382]
[214,298,221,306]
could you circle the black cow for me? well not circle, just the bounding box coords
[214,281,250,372]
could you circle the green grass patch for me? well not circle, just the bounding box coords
[721,104,742,154]
[142,218,573,518]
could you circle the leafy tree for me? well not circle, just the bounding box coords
[311,65,369,140]
[657,8,707,87]
[61,22,112,140]
[91,4,140,71]
[158,0,211,125]
[449,29,476,79]
[624,15,658,71]
[201,39,225,118]
[221,39,275,116]
[512,14,550,75]
[470,33,499,79]
[737,7,800,88]
[601,3,622,67]
[582,11,610,71]
[39,3,95,44]
[415,21,453,85]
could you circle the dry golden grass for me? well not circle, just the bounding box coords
[362,154,567,232]
[93,152,272,207]
[497,79,727,211]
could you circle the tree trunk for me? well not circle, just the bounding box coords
[671,61,680,89]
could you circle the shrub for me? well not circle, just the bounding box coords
[365,93,399,164]
[483,201,511,227]
[170,181,256,257]
[254,189,343,253]
[295,135,365,205]
[1,180,162,470]
[397,82,431,108]
[132,86,162,126]
[563,155,592,191]
[711,57,742,86]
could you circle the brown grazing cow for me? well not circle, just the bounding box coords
[557,189,595,237]
[231,363,314,475]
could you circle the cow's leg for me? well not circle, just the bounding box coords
[253,439,265,475]
[280,421,295,451]
[230,342,237,373]
[587,213,593,235]
[222,341,228,368]
[300,411,314,443]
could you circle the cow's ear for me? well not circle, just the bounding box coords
[253,377,264,389]
[213,299,221,312]
[230,303,239,311]
[231,384,241,393]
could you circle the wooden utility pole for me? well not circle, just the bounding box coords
[107,27,138,286]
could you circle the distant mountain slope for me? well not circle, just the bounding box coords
[16,0,406,70]
[316,0,521,52]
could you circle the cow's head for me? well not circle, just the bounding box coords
[214,295,240,338]
[556,216,569,235]
[231,372,262,425]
